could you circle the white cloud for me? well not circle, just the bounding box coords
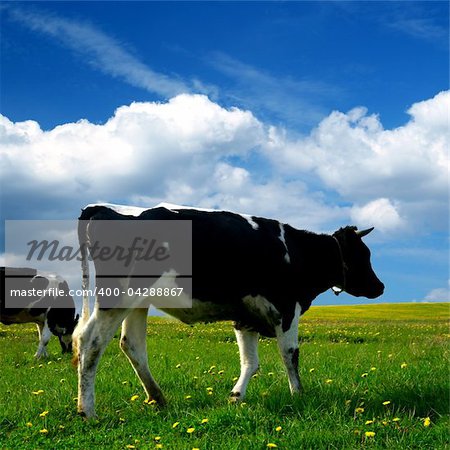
[1,91,448,237]
[351,198,404,232]
[5,6,191,98]
[265,90,450,233]
[425,280,450,302]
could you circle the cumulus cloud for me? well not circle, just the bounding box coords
[350,198,404,232]
[425,280,450,302]
[1,91,448,236]
[265,90,449,233]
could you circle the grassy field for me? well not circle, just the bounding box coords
[0,303,449,449]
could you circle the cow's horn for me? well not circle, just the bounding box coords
[356,227,374,238]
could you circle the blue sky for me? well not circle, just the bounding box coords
[1,1,449,306]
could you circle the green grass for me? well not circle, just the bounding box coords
[0,303,449,449]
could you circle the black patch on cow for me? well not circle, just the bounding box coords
[290,348,299,369]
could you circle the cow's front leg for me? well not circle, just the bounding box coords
[275,303,302,394]
[77,307,128,418]
[35,321,52,358]
[230,328,259,402]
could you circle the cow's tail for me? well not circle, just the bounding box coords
[72,215,91,368]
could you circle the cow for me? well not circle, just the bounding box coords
[73,202,384,418]
[1,267,79,358]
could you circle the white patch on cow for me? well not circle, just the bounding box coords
[242,295,282,329]
[278,223,291,263]
[84,202,148,216]
[230,329,259,401]
[275,302,302,394]
[84,202,260,230]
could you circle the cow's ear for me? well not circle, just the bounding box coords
[356,227,374,238]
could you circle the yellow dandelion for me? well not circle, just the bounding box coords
[122,380,128,385]
[275,426,282,432]
[185,395,192,400]
[130,394,139,402]
[325,379,333,384]
[400,362,407,369]
[119,417,125,422]
[154,436,161,441]
[32,389,44,395]
[267,444,278,448]
[252,373,259,378]
[361,372,368,378]
[423,417,431,427]
[382,421,389,426]
[355,407,365,414]
[232,376,239,382]
[382,400,391,405]
[365,431,375,438]
[39,428,48,434]
[192,448,200,450]
[187,427,195,434]
[144,399,157,405]
[209,365,216,371]
[268,372,274,376]
[155,445,163,449]
[47,361,52,365]
[172,421,180,428]
[218,370,224,375]
[309,368,315,373]
[39,410,49,418]
[60,378,66,383]
[370,367,377,371]
[176,364,181,368]
[126,446,135,449]
[201,418,208,424]
[365,420,374,425]
[392,417,400,422]
[59,425,65,430]
[26,422,33,427]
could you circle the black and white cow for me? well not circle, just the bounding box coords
[1,267,79,358]
[74,203,384,418]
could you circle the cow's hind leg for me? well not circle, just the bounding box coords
[230,328,259,402]
[120,308,166,407]
[77,307,128,418]
[35,321,52,358]
[275,303,302,395]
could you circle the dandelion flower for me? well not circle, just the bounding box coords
[392,417,400,422]
[218,370,224,375]
[26,422,33,427]
[275,426,282,432]
[325,379,333,384]
[59,425,65,430]
[176,364,181,368]
[155,444,163,449]
[365,420,374,425]
[145,399,157,405]
[267,444,278,448]
[423,417,431,427]
[187,427,195,434]
[201,418,208,424]
[32,389,44,395]
[382,401,391,406]
[122,381,128,385]
[39,428,48,434]
[400,362,407,369]
[119,417,125,423]
[268,372,274,376]
[130,395,139,402]
[361,373,368,378]
[154,436,161,441]
[126,446,135,449]
[365,431,375,438]
[39,410,49,417]
[172,421,180,428]
[370,367,377,371]
[309,368,315,373]
[185,395,192,400]
[355,407,364,414]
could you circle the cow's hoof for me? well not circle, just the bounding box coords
[229,392,242,404]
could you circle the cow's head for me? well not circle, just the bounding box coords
[332,226,384,299]
[46,281,79,354]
